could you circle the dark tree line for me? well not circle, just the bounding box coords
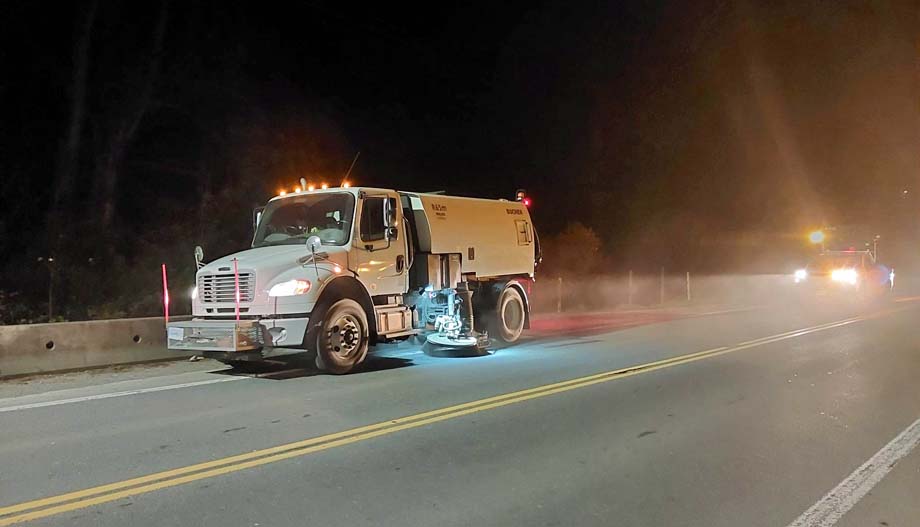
[2,2,356,323]
[2,1,917,323]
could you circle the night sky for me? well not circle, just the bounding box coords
[2,1,918,280]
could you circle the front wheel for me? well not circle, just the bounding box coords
[491,286,526,345]
[314,299,369,374]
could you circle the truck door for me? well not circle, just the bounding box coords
[356,191,409,296]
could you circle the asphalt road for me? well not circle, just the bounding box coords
[2,299,920,527]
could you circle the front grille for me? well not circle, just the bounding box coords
[198,272,255,303]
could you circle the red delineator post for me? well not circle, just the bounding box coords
[161,263,170,324]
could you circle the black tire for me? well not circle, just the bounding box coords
[490,285,526,345]
[314,299,369,374]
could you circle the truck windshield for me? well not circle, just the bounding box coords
[253,192,355,247]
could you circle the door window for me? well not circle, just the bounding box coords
[360,197,386,242]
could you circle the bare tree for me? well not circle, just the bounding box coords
[97,1,169,231]
[49,0,98,243]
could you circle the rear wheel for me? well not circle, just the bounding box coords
[314,299,369,374]
[491,286,526,345]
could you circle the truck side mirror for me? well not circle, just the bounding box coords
[305,235,322,253]
[383,197,397,227]
[384,197,398,240]
[252,206,264,234]
[194,246,204,269]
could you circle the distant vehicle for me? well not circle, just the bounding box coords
[792,249,893,299]
[167,186,540,373]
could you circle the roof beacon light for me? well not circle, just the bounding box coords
[809,230,825,244]
[515,189,531,207]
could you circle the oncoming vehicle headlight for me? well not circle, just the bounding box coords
[268,279,312,297]
[794,269,807,282]
[831,268,859,285]
[191,286,198,300]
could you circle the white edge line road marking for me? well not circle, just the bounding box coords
[0,367,230,405]
[2,304,913,414]
[787,417,920,527]
[0,317,864,413]
[0,313,882,413]
[0,376,247,413]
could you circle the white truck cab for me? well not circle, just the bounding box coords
[167,186,539,373]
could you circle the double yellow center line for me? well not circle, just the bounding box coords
[0,312,883,525]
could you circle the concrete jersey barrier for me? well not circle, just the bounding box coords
[0,316,190,378]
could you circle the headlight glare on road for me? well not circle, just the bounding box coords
[830,268,858,285]
[794,269,807,282]
[268,279,312,297]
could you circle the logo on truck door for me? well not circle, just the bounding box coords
[429,202,447,219]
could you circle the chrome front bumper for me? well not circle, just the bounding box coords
[167,319,268,352]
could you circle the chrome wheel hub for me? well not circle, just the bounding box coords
[327,315,361,357]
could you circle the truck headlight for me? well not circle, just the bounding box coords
[268,279,312,297]
[794,269,807,282]
[831,268,858,285]
[191,286,198,300]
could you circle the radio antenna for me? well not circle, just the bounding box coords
[342,151,360,184]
